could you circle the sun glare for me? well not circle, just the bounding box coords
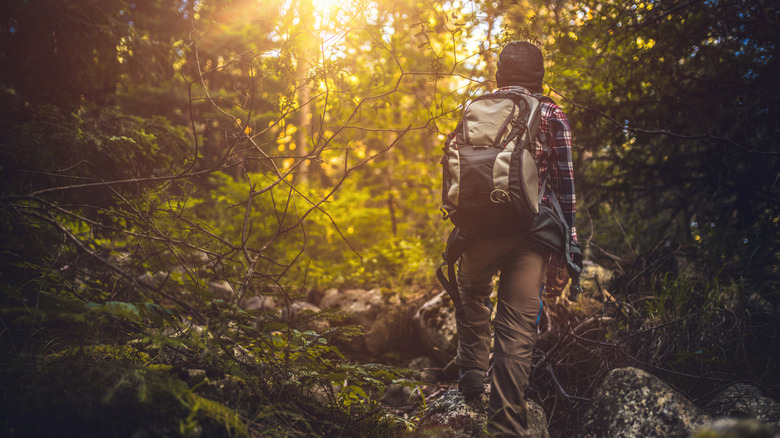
[311,0,339,14]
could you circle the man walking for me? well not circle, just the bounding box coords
[453,41,577,437]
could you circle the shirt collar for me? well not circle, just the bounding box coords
[496,85,531,94]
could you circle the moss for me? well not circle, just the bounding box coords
[92,344,151,364]
[46,344,150,365]
[180,392,250,438]
[146,363,174,372]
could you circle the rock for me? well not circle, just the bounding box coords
[381,379,422,408]
[185,250,210,266]
[108,251,132,269]
[746,293,775,315]
[319,288,341,306]
[319,288,397,354]
[578,262,613,301]
[416,386,548,437]
[363,307,400,355]
[691,418,780,438]
[409,356,439,383]
[208,280,234,301]
[306,288,326,306]
[526,399,550,438]
[319,288,384,328]
[187,368,207,379]
[411,290,458,365]
[243,295,277,312]
[281,301,330,332]
[137,271,170,288]
[577,367,710,438]
[705,383,780,427]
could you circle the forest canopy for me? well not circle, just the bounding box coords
[0,0,778,435]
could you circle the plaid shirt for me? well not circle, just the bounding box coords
[498,86,577,241]
[500,87,578,284]
[538,99,577,242]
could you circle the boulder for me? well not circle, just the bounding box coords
[243,295,277,312]
[137,271,170,289]
[208,280,235,301]
[408,356,439,383]
[552,262,614,305]
[281,301,330,333]
[319,288,385,328]
[108,251,132,269]
[363,306,402,355]
[746,293,776,315]
[416,386,548,437]
[381,379,422,408]
[578,262,613,302]
[411,290,458,365]
[318,288,393,354]
[705,383,780,427]
[184,250,210,266]
[306,288,326,306]
[577,367,710,438]
[691,418,780,438]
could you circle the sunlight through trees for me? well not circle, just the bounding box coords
[0,0,777,435]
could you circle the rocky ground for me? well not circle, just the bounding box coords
[226,263,780,437]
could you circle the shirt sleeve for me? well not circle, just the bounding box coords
[541,102,577,242]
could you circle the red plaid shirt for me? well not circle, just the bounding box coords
[500,87,578,283]
[498,86,577,240]
[538,100,577,241]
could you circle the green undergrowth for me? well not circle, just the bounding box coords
[2,354,249,438]
[534,269,779,437]
[0,278,414,437]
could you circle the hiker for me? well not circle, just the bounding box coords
[444,41,578,437]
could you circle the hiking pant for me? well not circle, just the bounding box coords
[455,233,549,437]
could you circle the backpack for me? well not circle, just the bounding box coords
[437,89,583,312]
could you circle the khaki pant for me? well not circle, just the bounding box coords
[455,233,548,437]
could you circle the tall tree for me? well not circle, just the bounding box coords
[498,0,779,289]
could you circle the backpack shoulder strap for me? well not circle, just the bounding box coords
[528,93,560,171]
[533,93,556,105]
[486,90,542,153]
[444,122,461,150]
[538,177,584,297]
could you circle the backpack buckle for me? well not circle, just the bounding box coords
[490,189,510,204]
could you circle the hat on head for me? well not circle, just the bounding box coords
[495,41,545,93]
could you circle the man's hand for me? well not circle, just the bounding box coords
[546,255,570,298]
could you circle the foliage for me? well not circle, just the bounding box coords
[532,272,779,437]
[0,253,412,436]
[540,0,779,293]
[0,0,778,435]
[2,355,250,438]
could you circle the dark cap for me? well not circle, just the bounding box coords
[495,41,545,93]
